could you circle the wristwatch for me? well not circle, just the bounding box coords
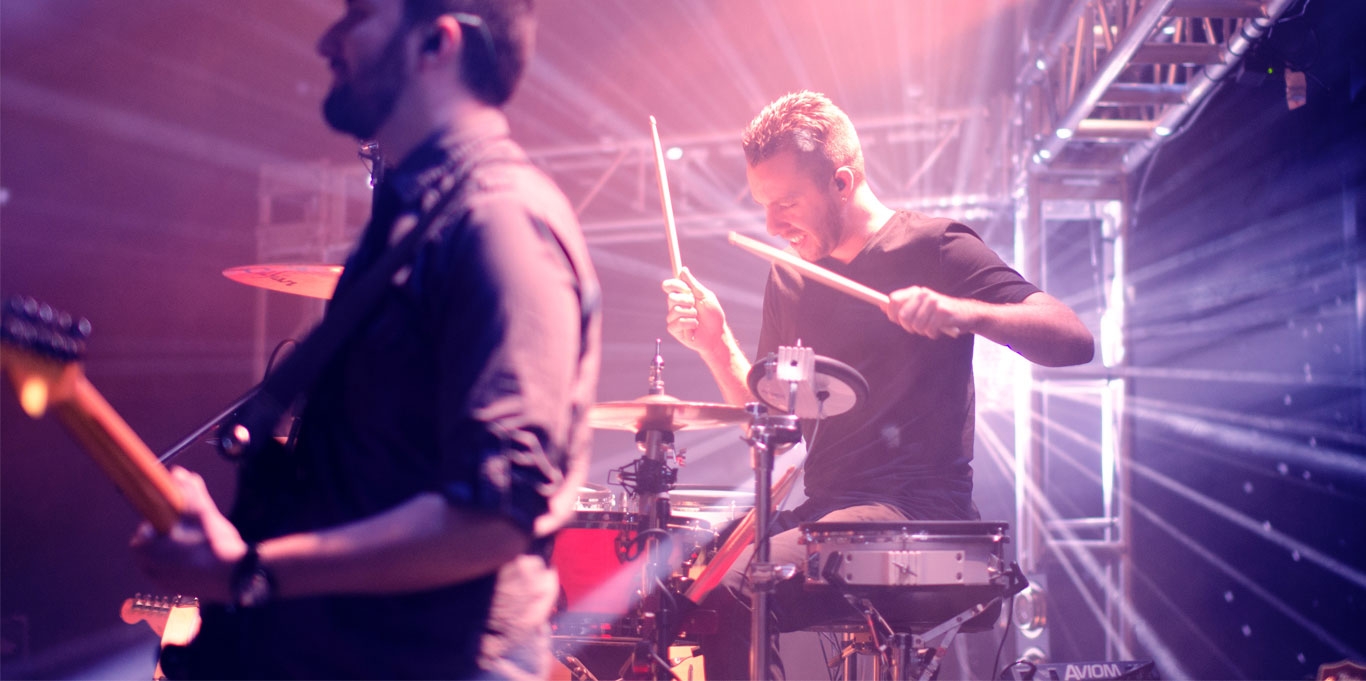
[230,544,275,608]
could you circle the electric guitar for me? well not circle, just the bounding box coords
[120,594,202,681]
[0,296,184,531]
[3,297,297,678]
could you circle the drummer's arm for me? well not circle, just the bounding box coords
[664,267,755,406]
[698,331,754,407]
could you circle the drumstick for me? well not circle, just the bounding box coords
[727,231,960,337]
[728,231,888,308]
[650,116,683,277]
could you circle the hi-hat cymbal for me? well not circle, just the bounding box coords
[588,394,748,432]
[222,264,343,300]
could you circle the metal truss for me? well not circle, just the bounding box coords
[522,109,1011,243]
[1010,0,1300,667]
[1017,0,1299,177]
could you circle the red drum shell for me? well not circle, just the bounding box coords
[552,511,712,628]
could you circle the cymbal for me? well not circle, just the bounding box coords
[222,264,343,300]
[587,394,748,432]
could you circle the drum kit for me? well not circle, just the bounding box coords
[222,255,1024,681]
[216,107,1038,675]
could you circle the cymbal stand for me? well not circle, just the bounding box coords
[746,345,811,680]
[629,341,681,680]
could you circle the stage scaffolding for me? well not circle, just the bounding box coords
[1010,0,1299,666]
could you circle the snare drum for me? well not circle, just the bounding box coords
[574,483,616,511]
[800,521,1009,587]
[551,511,713,638]
[668,485,755,529]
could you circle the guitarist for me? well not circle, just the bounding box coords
[130,1,600,678]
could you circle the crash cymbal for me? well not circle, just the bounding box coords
[222,264,343,300]
[587,394,748,432]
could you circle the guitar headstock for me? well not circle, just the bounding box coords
[0,296,91,418]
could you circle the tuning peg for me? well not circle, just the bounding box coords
[71,317,91,340]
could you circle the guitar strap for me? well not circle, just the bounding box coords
[221,142,492,464]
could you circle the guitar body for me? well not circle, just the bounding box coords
[1,298,301,679]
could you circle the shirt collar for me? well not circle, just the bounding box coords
[382,112,512,207]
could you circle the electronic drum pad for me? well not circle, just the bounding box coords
[747,352,868,419]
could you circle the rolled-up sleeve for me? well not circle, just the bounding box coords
[428,191,584,536]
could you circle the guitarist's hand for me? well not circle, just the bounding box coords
[130,467,247,604]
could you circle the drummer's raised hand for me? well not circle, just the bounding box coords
[663,267,728,353]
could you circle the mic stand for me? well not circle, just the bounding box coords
[634,341,680,680]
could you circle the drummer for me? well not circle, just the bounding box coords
[662,90,1094,680]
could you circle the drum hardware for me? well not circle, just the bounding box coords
[800,521,1029,681]
[816,566,1028,681]
[743,343,870,681]
[742,400,802,681]
[748,349,868,419]
[571,341,750,680]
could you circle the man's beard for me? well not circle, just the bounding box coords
[801,192,846,261]
[321,30,408,140]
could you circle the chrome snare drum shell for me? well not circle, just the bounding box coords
[799,521,1009,588]
[668,484,755,527]
[574,483,616,511]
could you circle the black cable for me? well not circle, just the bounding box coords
[263,338,298,379]
[818,632,839,681]
[990,590,1017,680]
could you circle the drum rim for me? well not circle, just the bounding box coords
[800,520,1009,532]
[799,520,1010,543]
[565,509,714,532]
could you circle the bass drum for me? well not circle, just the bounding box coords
[550,510,712,639]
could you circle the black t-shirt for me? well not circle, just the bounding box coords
[758,210,1037,522]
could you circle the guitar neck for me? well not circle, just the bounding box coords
[52,366,183,533]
